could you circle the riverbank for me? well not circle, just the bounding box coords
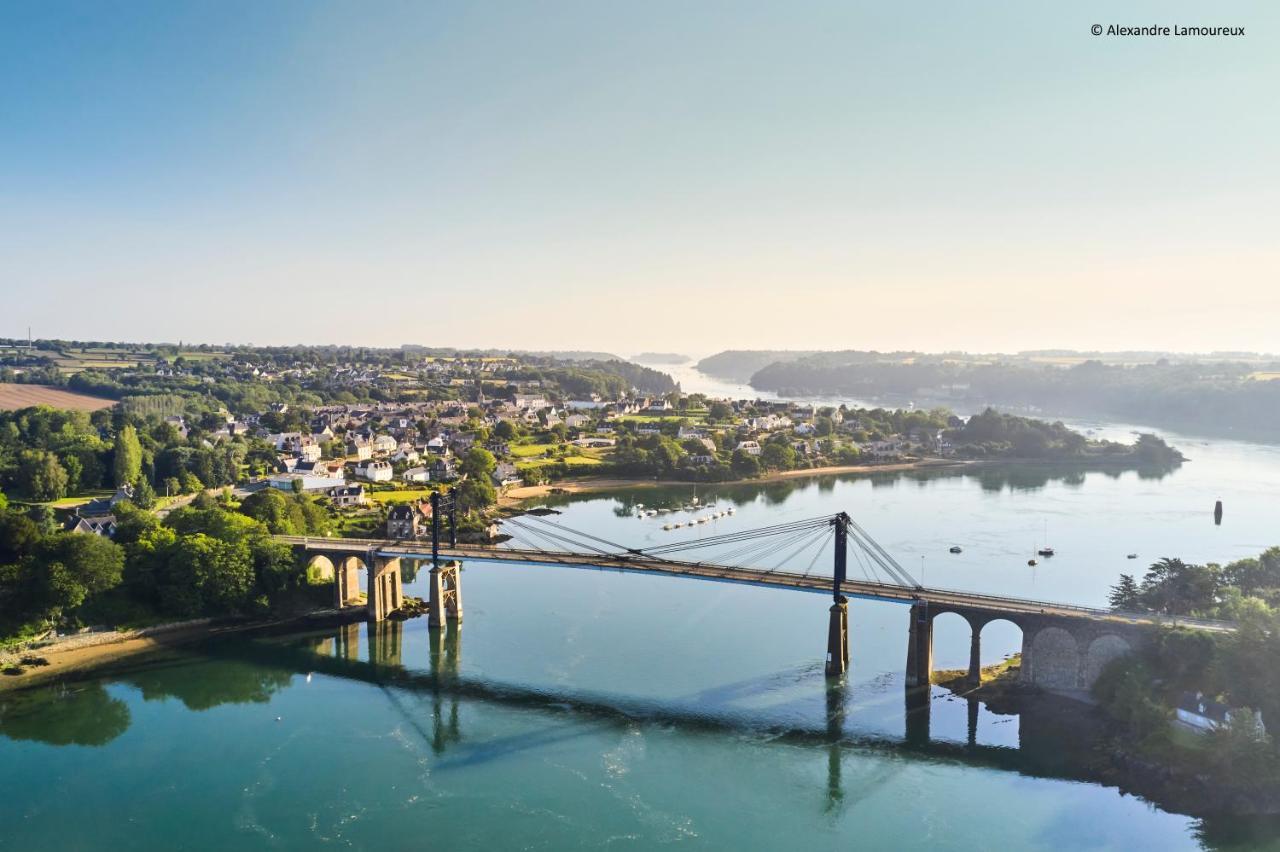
[0,607,373,693]
[499,458,970,505]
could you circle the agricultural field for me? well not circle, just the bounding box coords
[0,383,116,411]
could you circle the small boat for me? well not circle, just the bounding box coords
[663,524,672,531]
[726,507,735,515]
[1027,558,1038,567]
[1037,547,1055,557]
[949,546,962,554]
[1127,553,1139,559]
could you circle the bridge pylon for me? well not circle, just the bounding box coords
[825,513,851,677]
[429,560,463,627]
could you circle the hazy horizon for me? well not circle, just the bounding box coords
[4,1,1277,353]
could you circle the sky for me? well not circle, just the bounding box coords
[2,1,1277,356]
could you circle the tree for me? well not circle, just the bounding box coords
[459,447,497,480]
[815,416,835,437]
[1108,574,1141,610]
[760,442,797,471]
[134,477,157,510]
[17,449,68,501]
[731,449,760,478]
[456,477,496,513]
[113,424,143,488]
[494,419,517,441]
[24,532,125,621]
[708,401,733,422]
[238,488,305,535]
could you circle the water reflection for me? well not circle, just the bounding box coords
[0,682,129,747]
[596,460,1181,518]
[0,618,1264,846]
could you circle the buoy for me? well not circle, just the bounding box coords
[1214,500,1223,526]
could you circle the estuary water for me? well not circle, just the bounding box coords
[4,383,1280,849]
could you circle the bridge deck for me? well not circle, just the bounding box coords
[281,536,1232,632]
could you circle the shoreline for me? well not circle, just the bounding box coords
[496,452,1173,505]
[0,609,363,693]
[499,458,971,504]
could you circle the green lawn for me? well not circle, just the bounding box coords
[510,442,560,458]
[368,489,434,504]
[516,455,603,470]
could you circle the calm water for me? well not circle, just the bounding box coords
[4,389,1280,849]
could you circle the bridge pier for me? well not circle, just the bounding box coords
[367,556,404,622]
[905,603,933,687]
[429,561,463,627]
[825,598,849,677]
[334,557,361,608]
[968,627,982,685]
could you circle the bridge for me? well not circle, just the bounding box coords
[281,500,1232,695]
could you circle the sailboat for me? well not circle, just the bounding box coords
[1027,541,1038,567]
[1037,520,1055,557]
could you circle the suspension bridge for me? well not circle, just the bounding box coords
[281,504,1232,694]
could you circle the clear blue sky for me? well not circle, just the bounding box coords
[3,1,1276,354]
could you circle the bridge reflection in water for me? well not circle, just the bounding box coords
[279,617,1119,815]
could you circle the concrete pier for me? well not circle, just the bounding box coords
[429,561,463,627]
[825,598,849,677]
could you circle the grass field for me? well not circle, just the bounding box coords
[0,384,116,411]
[516,455,603,470]
[368,489,435,504]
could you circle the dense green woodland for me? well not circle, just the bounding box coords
[0,491,330,643]
[0,407,253,503]
[1096,549,1280,790]
[739,353,1280,440]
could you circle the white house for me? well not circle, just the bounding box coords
[372,434,398,455]
[1176,692,1265,734]
[355,459,394,482]
[735,440,762,456]
[403,466,432,483]
[266,473,347,492]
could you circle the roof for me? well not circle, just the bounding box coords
[1177,692,1232,723]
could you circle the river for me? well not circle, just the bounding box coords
[2,369,1279,849]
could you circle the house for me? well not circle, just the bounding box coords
[64,514,117,537]
[346,437,373,461]
[513,393,549,410]
[391,445,420,464]
[372,434,398,455]
[266,473,347,492]
[355,459,394,482]
[685,455,716,466]
[571,437,615,448]
[1176,692,1265,734]
[491,461,522,488]
[79,485,135,517]
[386,504,422,540]
[734,440,762,456]
[327,484,367,507]
[564,413,592,429]
[403,466,432,483]
[425,436,450,456]
[794,422,817,437]
[430,458,458,481]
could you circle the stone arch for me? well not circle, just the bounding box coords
[1082,634,1132,688]
[306,554,335,582]
[978,618,1024,671]
[929,611,979,674]
[1029,626,1080,690]
[335,555,367,607]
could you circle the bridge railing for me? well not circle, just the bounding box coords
[280,536,1236,631]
